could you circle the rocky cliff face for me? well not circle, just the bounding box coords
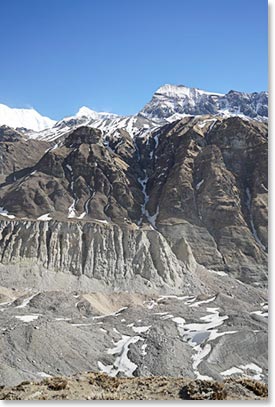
[136,116,267,283]
[0,115,268,287]
[0,219,191,291]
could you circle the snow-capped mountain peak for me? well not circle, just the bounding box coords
[76,106,99,119]
[0,103,56,131]
[76,106,119,120]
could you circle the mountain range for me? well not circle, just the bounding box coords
[0,84,268,135]
[0,83,268,390]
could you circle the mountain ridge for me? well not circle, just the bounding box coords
[139,84,268,122]
[0,84,268,134]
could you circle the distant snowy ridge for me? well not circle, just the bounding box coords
[0,103,56,131]
[76,106,120,120]
[29,109,159,142]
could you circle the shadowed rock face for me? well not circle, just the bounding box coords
[0,125,23,142]
[135,116,268,283]
[0,126,50,184]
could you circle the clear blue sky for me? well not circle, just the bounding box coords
[0,0,267,119]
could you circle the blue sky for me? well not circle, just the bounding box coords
[0,0,267,119]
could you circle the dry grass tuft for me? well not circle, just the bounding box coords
[232,378,268,398]
[44,377,68,391]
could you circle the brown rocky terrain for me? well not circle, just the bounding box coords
[0,126,143,224]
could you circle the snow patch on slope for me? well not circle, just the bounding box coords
[98,334,144,377]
